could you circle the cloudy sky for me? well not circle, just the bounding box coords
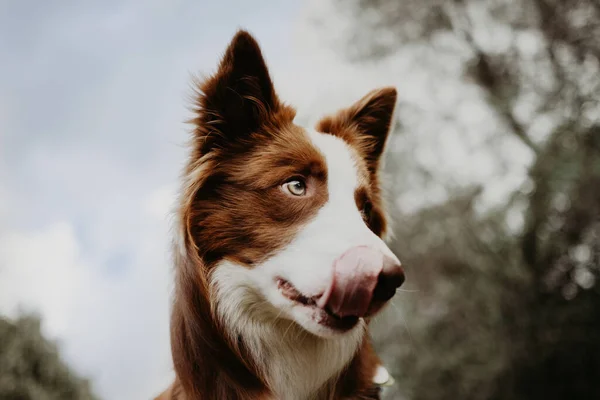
[0,2,409,399]
[0,1,535,399]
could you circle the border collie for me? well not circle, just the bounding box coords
[156,30,404,400]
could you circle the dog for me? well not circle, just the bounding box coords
[156,30,404,400]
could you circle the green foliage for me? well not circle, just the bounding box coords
[0,314,98,400]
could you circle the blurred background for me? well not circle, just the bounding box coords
[1,1,599,399]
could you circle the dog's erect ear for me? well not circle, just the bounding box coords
[192,30,282,154]
[316,87,397,173]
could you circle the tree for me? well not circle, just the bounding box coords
[0,314,98,400]
[318,1,600,399]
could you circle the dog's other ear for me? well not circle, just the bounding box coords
[316,87,397,174]
[192,30,283,154]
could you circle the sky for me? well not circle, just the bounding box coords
[0,1,534,399]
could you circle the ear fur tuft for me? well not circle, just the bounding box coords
[191,30,284,155]
[316,87,397,173]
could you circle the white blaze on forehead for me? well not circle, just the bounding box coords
[306,129,361,201]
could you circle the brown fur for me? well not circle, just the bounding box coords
[156,30,397,400]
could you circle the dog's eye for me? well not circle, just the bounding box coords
[283,179,306,196]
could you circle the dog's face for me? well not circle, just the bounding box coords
[183,31,404,339]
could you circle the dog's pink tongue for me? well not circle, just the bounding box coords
[318,246,383,318]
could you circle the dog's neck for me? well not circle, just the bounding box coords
[211,262,366,400]
[238,319,365,400]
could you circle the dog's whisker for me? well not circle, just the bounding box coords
[396,288,420,293]
[273,305,286,321]
[282,319,296,340]
[390,301,416,351]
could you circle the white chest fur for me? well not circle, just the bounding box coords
[211,262,365,400]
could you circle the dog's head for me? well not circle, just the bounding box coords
[179,31,403,339]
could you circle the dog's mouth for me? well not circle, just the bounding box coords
[276,278,359,332]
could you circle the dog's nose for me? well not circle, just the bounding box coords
[317,246,404,318]
[372,255,405,303]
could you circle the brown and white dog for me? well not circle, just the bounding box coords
[156,30,404,400]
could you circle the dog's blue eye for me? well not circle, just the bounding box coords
[284,180,306,196]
